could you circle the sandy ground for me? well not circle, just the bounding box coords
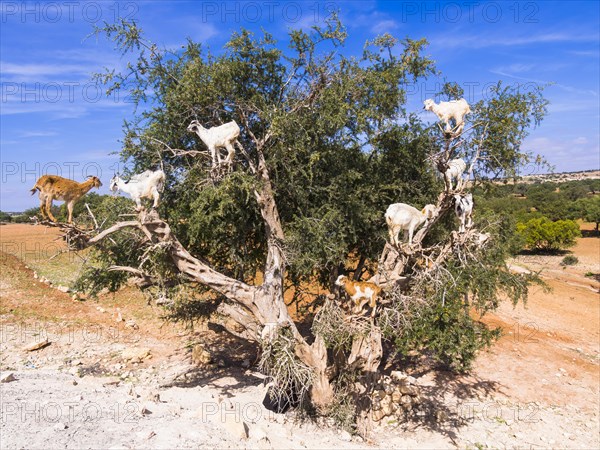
[0,223,598,449]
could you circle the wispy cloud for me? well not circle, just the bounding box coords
[370,19,400,35]
[430,31,598,50]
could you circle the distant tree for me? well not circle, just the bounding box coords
[516,217,581,252]
[572,196,600,231]
[0,211,12,222]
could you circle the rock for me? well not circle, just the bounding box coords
[250,426,268,441]
[372,408,386,422]
[144,389,161,403]
[102,377,121,387]
[56,285,70,293]
[398,384,419,396]
[0,372,16,383]
[223,415,248,439]
[72,379,78,386]
[125,319,139,330]
[217,359,226,367]
[191,345,212,365]
[391,389,402,403]
[122,347,151,363]
[400,395,413,410]
[373,389,386,400]
[23,339,50,352]
[383,382,395,394]
[68,367,81,377]
[141,406,152,416]
[339,430,352,442]
[71,359,82,366]
[53,422,68,430]
[390,370,407,382]
[380,396,394,416]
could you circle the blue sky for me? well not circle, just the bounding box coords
[1,1,599,212]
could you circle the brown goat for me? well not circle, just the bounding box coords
[30,175,102,223]
[335,275,382,317]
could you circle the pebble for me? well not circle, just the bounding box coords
[0,372,17,383]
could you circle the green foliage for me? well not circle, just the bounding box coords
[0,211,12,222]
[73,195,150,295]
[82,18,551,376]
[560,255,579,266]
[571,196,600,230]
[382,216,543,371]
[516,217,581,252]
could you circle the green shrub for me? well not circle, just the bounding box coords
[516,217,581,252]
[560,255,578,266]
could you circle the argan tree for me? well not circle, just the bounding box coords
[69,18,548,429]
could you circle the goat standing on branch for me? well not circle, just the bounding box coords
[438,158,467,191]
[335,275,381,317]
[454,193,473,233]
[30,175,102,223]
[109,170,165,211]
[423,98,471,135]
[187,120,241,168]
[385,203,437,247]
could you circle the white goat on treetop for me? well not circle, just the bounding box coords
[423,98,471,134]
[385,203,437,246]
[109,169,165,211]
[187,120,241,168]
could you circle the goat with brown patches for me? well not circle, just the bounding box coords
[30,175,102,223]
[335,275,381,317]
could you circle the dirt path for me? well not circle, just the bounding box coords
[1,223,599,449]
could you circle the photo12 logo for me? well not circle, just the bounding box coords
[399,2,539,24]
[1,2,138,24]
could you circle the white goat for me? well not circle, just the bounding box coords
[453,193,473,233]
[385,203,437,246]
[109,170,165,211]
[187,120,241,167]
[440,158,467,191]
[423,98,471,134]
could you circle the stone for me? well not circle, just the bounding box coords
[223,415,248,439]
[23,339,50,352]
[191,345,212,365]
[383,382,395,394]
[56,285,70,293]
[0,372,16,383]
[122,347,151,363]
[102,377,121,387]
[339,430,352,442]
[398,384,419,396]
[380,396,394,416]
[372,408,386,422]
[391,389,402,403]
[390,370,407,382]
[400,395,413,410]
[54,422,68,430]
[125,319,139,329]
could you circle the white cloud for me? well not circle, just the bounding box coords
[370,19,400,35]
[430,31,598,51]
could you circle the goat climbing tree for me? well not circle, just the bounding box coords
[70,18,549,429]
